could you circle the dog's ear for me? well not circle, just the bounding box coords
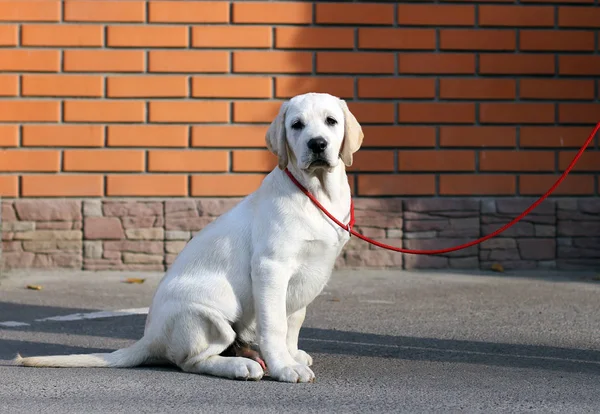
[338,99,364,167]
[265,101,289,170]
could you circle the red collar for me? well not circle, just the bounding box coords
[283,168,355,234]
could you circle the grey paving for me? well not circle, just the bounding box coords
[1,269,599,413]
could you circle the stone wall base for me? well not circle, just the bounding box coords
[1,198,599,272]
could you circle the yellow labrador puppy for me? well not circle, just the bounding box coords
[15,92,364,383]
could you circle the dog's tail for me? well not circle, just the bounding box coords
[14,338,153,368]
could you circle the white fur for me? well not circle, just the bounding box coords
[14,93,364,383]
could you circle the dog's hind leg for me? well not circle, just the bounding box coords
[169,307,264,381]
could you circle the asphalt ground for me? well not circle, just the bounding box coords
[1,268,599,413]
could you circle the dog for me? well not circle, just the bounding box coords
[15,92,364,383]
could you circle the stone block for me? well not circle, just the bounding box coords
[125,228,164,240]
[353,198,402,212]
[2,241,22,252]
[14,230,82,241]
[405,219,448,232]
[122,216,159,229]
[482,222,534,237]
[84,217,124,240]
[166,241,187,254]
[386,229,403,238]
[104,251,121,260]
[578,199,600,214]
[33,253,81,269]
[572,238,600,250]
[165,200,197,215]
[368,238,401,251]
[496,198,555,215]
[534,225,556,237]
[480,238,517,250]
[84,241,103,259]
[104,241,163,254]
[1,203,16,222]
[480,248,520,261]
[404,199,479,212]
[356,227,386,238]
[404,254,448,269]
[405,238,478,258]
[404,231,437,240]
[346,250,402,268]
[14,200,82,221]
[83,200,102,217]
[165,253,178,266]
[165,230,191,240]
[557,221,600,237]
[84,258,122,270]
[165,217,214,231]
[517,238,556,260]
[481,199,496,214]
[557,199,577,211]
[103,201,163,217]
[36,221,72,230]
[2,232,14,241]
[2,221,35,232]
[557,246,599,259]
[449,256,479,269]
[123,252,163,264]
[1,252,35,269]
[197,198,242,216]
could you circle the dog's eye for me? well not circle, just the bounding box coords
[291,120,304,130]
[325,117,337,126]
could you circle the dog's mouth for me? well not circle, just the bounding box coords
[308,159,330,168]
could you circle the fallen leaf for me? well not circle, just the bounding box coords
[491,263,504,273]
[26,285,42,290]
[123,278,146,284]
[329,297,341,302]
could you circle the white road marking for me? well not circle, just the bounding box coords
[0,321,31,327]
[0,307,149,327]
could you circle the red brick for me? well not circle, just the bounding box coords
[233,102,281,123]
[558,6,600,27]
[358,78,435,99]
[107,76,187,98]
[107,25,188,48]
[150,101,229,123]
[440,126,516,147]
[520,79,594,100]
[523,0,592,3]
[440,29,516,51]
[108,125,188,148]
[559,151,600,172]
[234,51,312,74]
[357,175,435,196]
[348,103,395,124]
[520,127,595,148]
[275,77,354,99]
[559,55,600,75]
[0,50,60,72]
[0,0,60,21]
[193,76,271,98]
[193,27,271,48]
[317,52,395,74]
[316,3,394,25]
[233,2,312,24]
[440,79,515,99]
[0,74,18,96]
[360,126,436,148]
[520,175,594,195]
[399,150,475,172]
[276,27,354,49]
[0,101,59,122]
[398,4,474,26]
[64,0,145,22]
[23,125,104,147]
[149,51,228,73]
[480,103,555,124]
[559,104,600,124]
[399,103,475,124]
[480,54,555,75]
[520,30,594,51]
[22,175,103,197]
[0,125,19,147]
[64,150,145,172]
[22,75,102,97]
[348,151,395,172]
[480,151,555,171]
[64,50,144,73]
[479,6,555,27]
[149,1,228,23]
[148,151,229,172]
[191,175,266,197]
[191,126,268,148]
[399,53,475,74]
[358,28,436,50]
[107,175,188,197]
[22,24,103,47]
[440,175,516,195]
[0,25,17,45]
[0,150,60,172]
[64,101,144,123]
[231,150,276,172]
[0,176,18,197]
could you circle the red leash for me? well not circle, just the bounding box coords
[284,121,600,255]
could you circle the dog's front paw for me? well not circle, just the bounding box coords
[270,364,315,383]
[291,349,313,367]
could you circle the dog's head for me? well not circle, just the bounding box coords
[266,93,364,172]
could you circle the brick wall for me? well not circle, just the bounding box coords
[0,1,599,271]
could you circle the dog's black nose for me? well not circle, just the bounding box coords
[307,137,328,154]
